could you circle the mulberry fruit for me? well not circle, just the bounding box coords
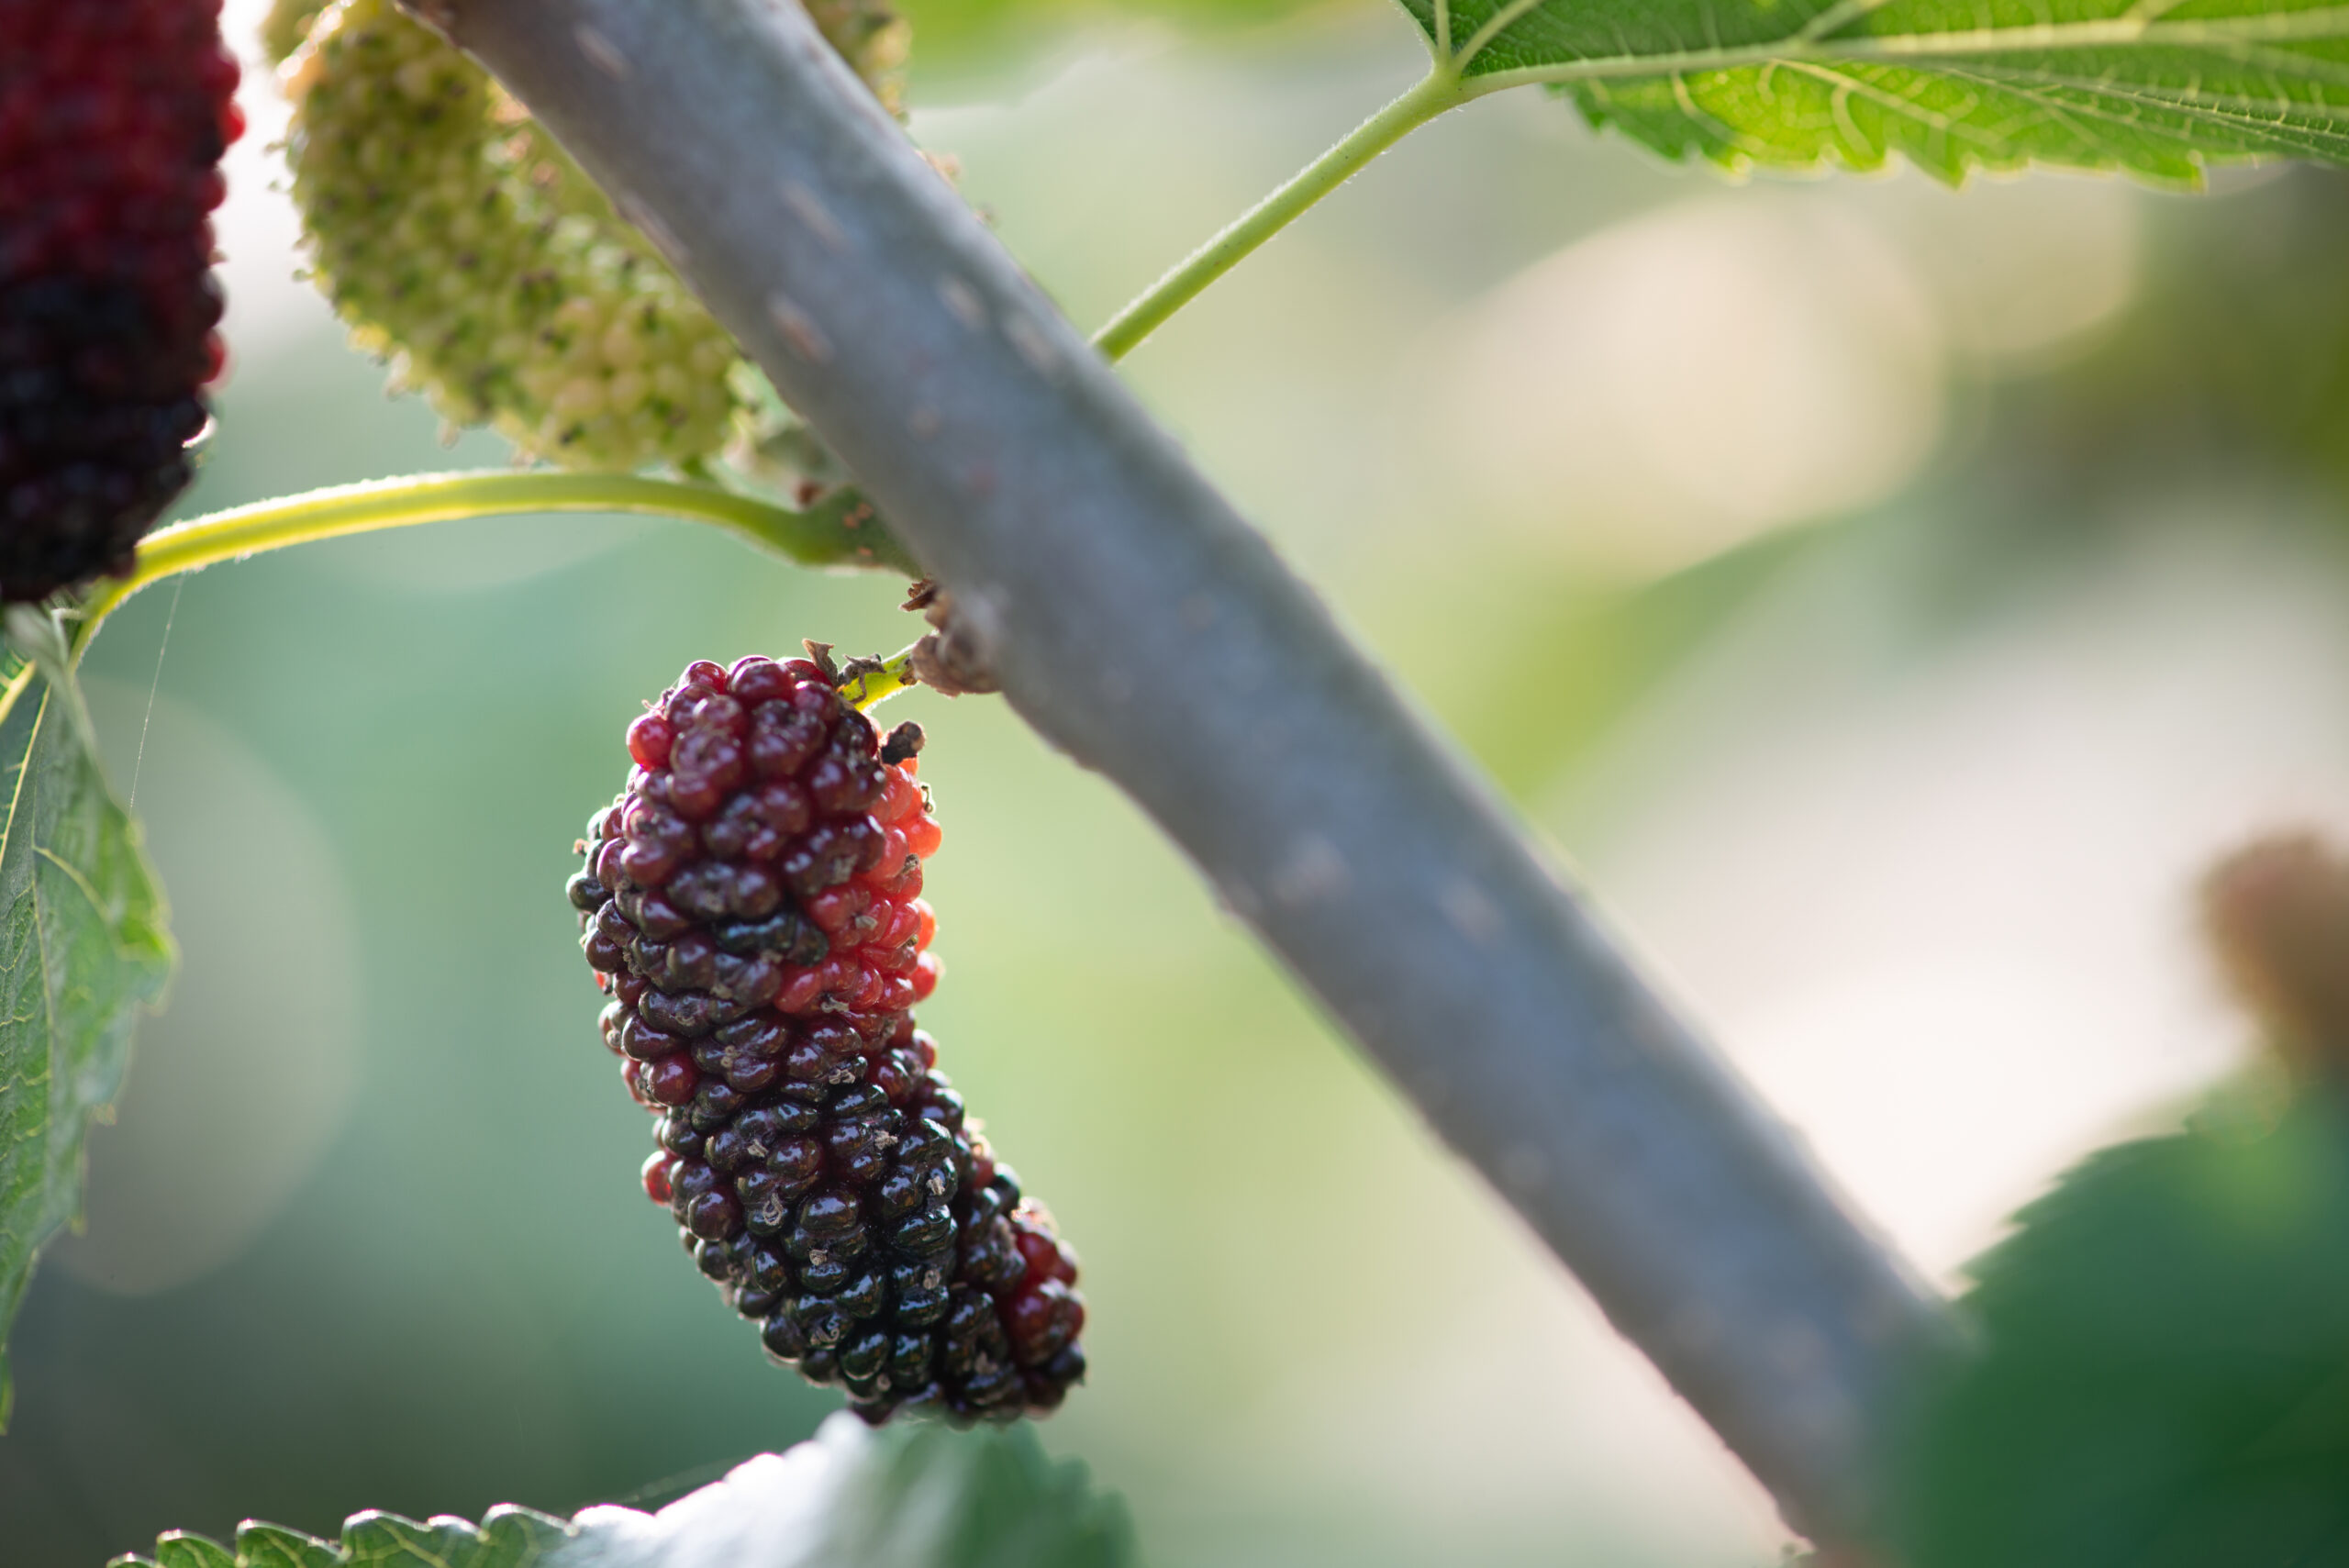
[806,0,912,118]
[282,0,739,472]
[276,0,915,473]
[571,655,1085,1421]
[262,0,330,66]
[261,0,329,68]
[0,0,241,601]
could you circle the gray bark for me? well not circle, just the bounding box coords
[417,0,1960,1541]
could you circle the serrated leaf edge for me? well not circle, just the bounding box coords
[1399,0,2349,183]
[112,1506,579,1568]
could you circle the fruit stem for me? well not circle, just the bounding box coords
[840,644,921,712]
[70,470,918,657]
[1090,64,1469,361]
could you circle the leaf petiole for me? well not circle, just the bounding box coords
[1091,64,1472,361]
[1095,0,2349,361]
[70,470,918,659]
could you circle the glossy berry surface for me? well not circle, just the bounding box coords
[573,655,1084,1421]
[0,0,240,600]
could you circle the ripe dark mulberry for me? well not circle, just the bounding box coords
[0,2,241,601]
[573,655,1084,1422]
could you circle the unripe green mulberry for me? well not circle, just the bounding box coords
[284,0,738,471]
[267,0,906,79]
[261,0,328,67]
[276,0,918,473]
[807,0,911,118]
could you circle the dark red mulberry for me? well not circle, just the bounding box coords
[0,2,241,601]
[573,655,1084,1422]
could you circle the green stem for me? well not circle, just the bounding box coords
[839,644,923,712]
[70,470,917,657]
[1092,65,1470,361]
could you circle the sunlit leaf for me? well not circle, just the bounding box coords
[0,650,173,1428]
[112,1417,1133,1568]
[1898,1095,2349,1566]
[112,1510,571,1568]
[1398,0,2349,182]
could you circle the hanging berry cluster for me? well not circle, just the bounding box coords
[570,655,1085,1422]
[0,0,242,601]
[271,0,908,474]
[278,0,739,471]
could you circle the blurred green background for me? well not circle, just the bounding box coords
[6,0,2349,1562]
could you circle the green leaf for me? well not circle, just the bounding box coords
[1897,1096,2349,1566]
[226,1526,343,1568]
[1398,0,2349,182]
[0,651,173,1427]
[150,1537,239,1568]
[113,1511,573,1568]
[114,1417,1134,1568]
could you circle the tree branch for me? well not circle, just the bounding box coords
[419,0,1960,1543]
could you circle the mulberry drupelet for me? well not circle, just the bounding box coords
[571,654,1085,1421]
[0,0,242,600]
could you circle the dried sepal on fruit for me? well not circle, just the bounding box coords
[571,655,1085,1421]
[0,0,242,601]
